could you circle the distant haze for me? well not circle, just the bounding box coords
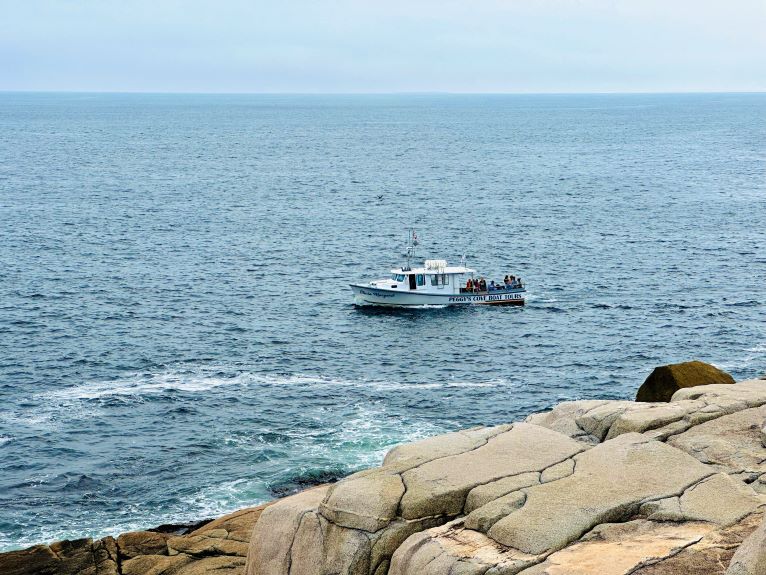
[2,0,765,93]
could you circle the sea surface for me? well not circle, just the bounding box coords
[1,92,765,551]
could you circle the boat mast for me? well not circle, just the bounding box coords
[404,228,418,271]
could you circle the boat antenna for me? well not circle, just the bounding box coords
[404,228,418,271]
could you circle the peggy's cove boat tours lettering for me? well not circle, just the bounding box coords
[349,230,526,307]
[448,292,524,303]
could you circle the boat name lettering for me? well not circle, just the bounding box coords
[359,289,395,298]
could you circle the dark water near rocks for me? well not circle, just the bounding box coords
[1,92,765,550]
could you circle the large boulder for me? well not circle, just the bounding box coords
[636,361,735,403]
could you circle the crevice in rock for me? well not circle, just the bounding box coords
[286,509,314,575]
[460,471,541,516]
[395,473,409,519]
[654,424,696,443]
[458,451,581,516]
[88,542,98,574]
[623,535,704,575]
[637,471,717,511]
[398,428,513,475]
[392,429,525,520]
[420,548,445,572]
[107,538,124,575]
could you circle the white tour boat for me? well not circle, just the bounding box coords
[350,231,526,307]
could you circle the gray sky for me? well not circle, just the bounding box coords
[2,0,765,93]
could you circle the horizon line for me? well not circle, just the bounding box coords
[2,89,765,97]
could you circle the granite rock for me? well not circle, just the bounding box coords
[726,513,766,575]
[636,361,735,403]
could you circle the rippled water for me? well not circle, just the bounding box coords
[1,93,765,550]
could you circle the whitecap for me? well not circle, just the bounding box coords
[39,369,510,403]
[40,368,252,401]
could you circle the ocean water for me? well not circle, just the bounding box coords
[0,92,765,551]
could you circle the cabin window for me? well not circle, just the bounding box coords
[396,274,405,282]
[443,274,449,285]
[430,274,438,286]
[416,274,425,286]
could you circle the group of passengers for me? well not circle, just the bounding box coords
[464,275,522,293]
[503,275,522,289]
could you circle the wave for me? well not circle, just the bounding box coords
[38,369,508,402]
[724,300,760,307]
[41,368,249,401]
[591,302,633,310]
[1,399,450,551]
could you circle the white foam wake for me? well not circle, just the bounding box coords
[39,369,508,401]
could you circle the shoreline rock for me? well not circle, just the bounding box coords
[635,360,735,403]
[4,362,766,575]
[247,374,766,575]
[0,505,270,575]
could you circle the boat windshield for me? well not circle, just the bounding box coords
[391,273,406,282]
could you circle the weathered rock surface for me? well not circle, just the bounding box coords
[0,504,268,575]
[525,379,766,446]
[247,423,585,575]
[636,360,735,403]
[668,405,766,478]
[516,519,714,575]
[726,513,766,575]
[117,530,170,559]
[0,537,119,575]
[486,434,715,555]
[632,511,764,575]
[246,378,766,575]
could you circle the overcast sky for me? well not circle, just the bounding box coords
[2,0,765,93]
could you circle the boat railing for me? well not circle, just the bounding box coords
[459,284,523,294]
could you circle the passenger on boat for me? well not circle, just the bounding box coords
[489,280,496,291]
[479,278,487,292]
[466,278,473,291]
[503,276,511,288]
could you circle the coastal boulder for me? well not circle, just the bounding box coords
[636,361,735,403]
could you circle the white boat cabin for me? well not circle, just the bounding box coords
[370,260,473,294]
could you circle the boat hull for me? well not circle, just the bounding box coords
[350,284,525,307]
